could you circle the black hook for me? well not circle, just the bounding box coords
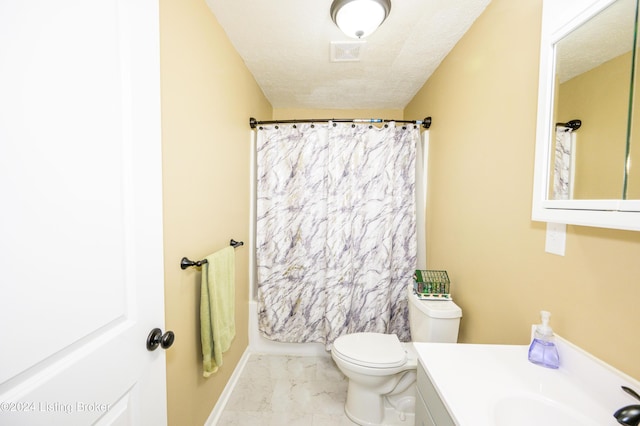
[556,119,581,131]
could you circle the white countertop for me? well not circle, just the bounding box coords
[414,338,640,426]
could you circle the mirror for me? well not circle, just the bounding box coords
[532,0,640,231]
[628,15,640,199]
[551,0,635,200]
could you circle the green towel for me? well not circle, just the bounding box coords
[200,246,236,377]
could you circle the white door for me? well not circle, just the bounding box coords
[0,1,167,425]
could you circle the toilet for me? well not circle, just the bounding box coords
[331,284,462,425]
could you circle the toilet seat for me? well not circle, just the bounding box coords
[332,332,407,368]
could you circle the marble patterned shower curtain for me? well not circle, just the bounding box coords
[256,122,418,348]
[554,126,575,200]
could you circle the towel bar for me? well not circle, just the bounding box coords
[180,239,244,270]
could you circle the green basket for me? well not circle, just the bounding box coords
[414,270,450,299]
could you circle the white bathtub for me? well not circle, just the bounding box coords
[248,300,329,357]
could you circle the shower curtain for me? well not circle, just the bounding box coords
[256,122,419,348]
[553,125,576,200]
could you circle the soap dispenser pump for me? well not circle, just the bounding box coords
[528,310,559,369]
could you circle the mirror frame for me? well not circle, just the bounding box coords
[532,0,640,231]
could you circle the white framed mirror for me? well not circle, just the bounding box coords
[532,0,640,231]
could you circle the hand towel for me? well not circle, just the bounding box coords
[200,246,236,377]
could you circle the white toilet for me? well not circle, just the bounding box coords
[331,284,462,425]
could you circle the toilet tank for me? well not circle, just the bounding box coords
[407,284,462,343]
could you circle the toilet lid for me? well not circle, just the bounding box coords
[332,333,407,368]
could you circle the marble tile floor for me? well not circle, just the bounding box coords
[217,353,358,425]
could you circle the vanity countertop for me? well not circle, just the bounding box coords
[414,338,640,426]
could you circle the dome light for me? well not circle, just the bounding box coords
[330,0,392,39]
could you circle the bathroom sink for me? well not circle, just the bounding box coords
[413,337,640,425]
[493,395,599,426]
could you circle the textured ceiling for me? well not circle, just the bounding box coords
[556,0,635,83]
[205,0,491,110]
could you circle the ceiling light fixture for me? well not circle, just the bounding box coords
[330,0,392,39]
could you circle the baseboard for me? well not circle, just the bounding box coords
[203,347,251,426]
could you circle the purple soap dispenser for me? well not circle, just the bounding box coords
[528,310,560,369]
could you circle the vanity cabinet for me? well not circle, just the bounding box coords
[415,361,455,426]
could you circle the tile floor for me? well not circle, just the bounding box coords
[217,353,358,425]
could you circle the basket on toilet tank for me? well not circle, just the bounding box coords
[413,270,451,300]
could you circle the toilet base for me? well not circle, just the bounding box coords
[344,384,416,426]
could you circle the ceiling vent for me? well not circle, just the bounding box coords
[330,41,366,62]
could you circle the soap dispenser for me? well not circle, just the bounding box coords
[528,310,559,369]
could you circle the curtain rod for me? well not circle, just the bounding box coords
[249,116,431,129]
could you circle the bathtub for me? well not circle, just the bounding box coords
[248,300,329,357]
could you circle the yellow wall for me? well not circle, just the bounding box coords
[405,0,640,380]
[159,0,272,425]
[557,52,631,199]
